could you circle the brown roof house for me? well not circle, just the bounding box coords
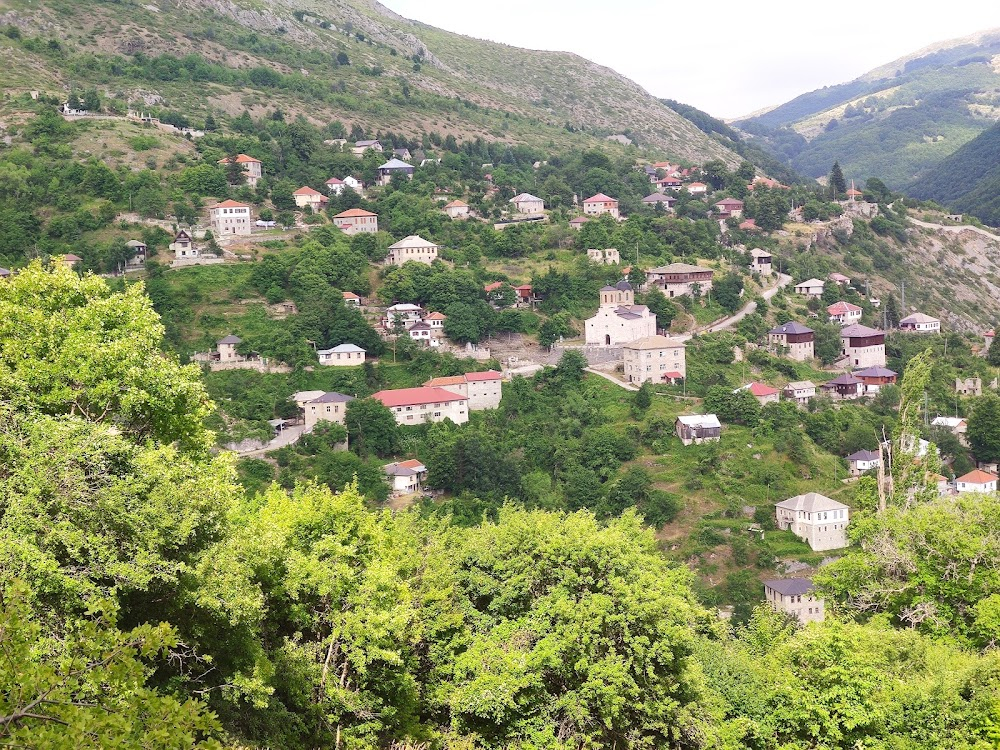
[622,335,686,384]
[333,208,378,235]
[768,322,814,361]
[582,193,619,218]
[840,324,886,368]
[645,263,714,299]
[217,154,262,187]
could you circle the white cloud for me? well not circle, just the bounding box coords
[379,0,1000,118]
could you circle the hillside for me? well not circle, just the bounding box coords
[907,120,1000,224]
[0,0,739,164]
[735,27,1000,187]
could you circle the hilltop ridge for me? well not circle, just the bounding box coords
[0,0,740,164]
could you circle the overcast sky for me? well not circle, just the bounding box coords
[380,1,1000,118]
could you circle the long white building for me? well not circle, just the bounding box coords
[584,281,656,346]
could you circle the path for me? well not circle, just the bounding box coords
[676,272,792,342]
[584,367,639,391]
[237,424,307,457]
[909,217,1000,243]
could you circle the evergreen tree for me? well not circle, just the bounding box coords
[224,149,245,186]
[829,161,847,197]
[988,337,1000,367]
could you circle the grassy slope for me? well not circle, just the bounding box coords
[0,0,740,164]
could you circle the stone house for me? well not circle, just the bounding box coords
[956,377,982,396]
[821,373,865,400]
[764,579,825,624]
[794,278,825,297]
[217,154,262,188]
[768,322,814,361]
[587,248,620,265]
[444,200,470,219]
[386,235,438,266]
[622,335,686,384]
[899,313,941,333]
[840,324,886,368]
[827,301,862,326]
[352,139,383,155]
[853,366,897,394]
[775,492,849,551]
[740,382,780,406]
[210,200,252,237]
[302,391,354,431]
[293,186,326,210]
[749,248,772,276]
[423,370,503,410]
[510,193,545,214]
[170,230,197,259]
[333,208,378,234]
[376,158,414,186]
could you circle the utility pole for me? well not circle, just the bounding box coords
[901,280,905,316]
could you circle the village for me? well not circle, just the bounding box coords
[5,108,1000,625]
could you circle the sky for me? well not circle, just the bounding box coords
[379,0,1000,119]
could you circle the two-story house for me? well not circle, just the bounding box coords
[775,492,849,551]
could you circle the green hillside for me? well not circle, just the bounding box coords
[0,0,739,164]
[736,28,1000,187]
[908,120,1000,224]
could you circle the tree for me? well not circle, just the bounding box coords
[642,289,677,330]
[0,580,220,748]
[224,149,245,186]
[704,385,761,427]
[987,337,1000,367]
[969,392,1000,464]
[443,300,495,344]
[812,322,844,365]
[0,262,213,451]
[864,177,892,204]
[713,272,744,314]
[632,381,652,415]
[829,161,847,197]
[345,397,399,457]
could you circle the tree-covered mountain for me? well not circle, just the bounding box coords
[907,121,1000,224]
[735,28,1000,187]
[0,0,740,164]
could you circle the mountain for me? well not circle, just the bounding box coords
[735,28,1000,187]
[0,0,739,164]
[907,121,1000,224]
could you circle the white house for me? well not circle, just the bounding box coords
[510,193,545,214]
[582,193,619,218]
[622,335,687,384]
[444,200,470,219]
[170,230,197,259]
[846,449,880,477]
[764,579,825,625]
[587,248,620,265]
[317,343,366,366]
[783,380,816,406]
[293,186,326,210]
[794,278,825,297]
[352,139,383,155]
[209,200,252,237]
[740,382,781,406]
[385,303,424,327]
[217,334,242,362]
[584,281,656,346]
[373,386,468,425]
[956,469,998,494]
[333,208,378,234]
[424,370,503,410]
[302,391,355,431]
[386,235,439,266]
[384,459,427,494]
[827,301,862,326]
[932,415,968,445]
[900,313,941,333]
[775,492,850,551]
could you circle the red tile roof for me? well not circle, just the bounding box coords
[424,312,447,321]
[334,208,376,218]
[398,458,425,469]
[828,301,862,315]
[583,193,616,203]
[465,370,502,381]
[748,382,779,397]
[218,153,261,164]
[957,469,998,484]
[294,186,322,195]
[372,387,465,407]
[213,199,250,208]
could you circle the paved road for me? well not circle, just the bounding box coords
[675,272,792,342]
[237,424,307,457]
